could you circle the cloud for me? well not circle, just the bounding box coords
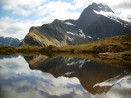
[12,8,33,16]
[73,0,90,9]
[0,17,43,39]
[0,17,29,39]
[113,2,131,9]
[0,0,46,9]
[36,1,80,20]
[0,0,47,16]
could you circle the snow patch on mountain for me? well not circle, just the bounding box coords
[67,36,73,41]
[66,59,91,68]
[87,36,93,39]
[79,59,86,68]
[65,72,74,75]
[67,62,76,66]
[64,22,75,26]
[79,29,86,38]
[67,30,87,38]
[93,9,130,27]
[67,57,74,61]
[67,31,75,35]
[93,72,130,87]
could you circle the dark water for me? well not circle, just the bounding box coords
[0,55,131,98]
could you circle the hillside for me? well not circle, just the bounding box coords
[42,34,131,53]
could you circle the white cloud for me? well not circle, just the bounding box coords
[12,8,33,16]
[0,0,47,10]
[0,17,43,39]
[73,0,91,9]
[0,0,47,16]
[36,1,80,20]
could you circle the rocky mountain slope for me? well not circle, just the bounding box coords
[0,36,20,47]
[20,2,131,47]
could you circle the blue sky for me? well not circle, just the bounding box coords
[0,0,131,39]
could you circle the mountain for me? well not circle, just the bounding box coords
[20,19,91,47]
[0,36,20,47]
[20,2,131,47]
[24,55,131,95]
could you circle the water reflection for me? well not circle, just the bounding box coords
[0,55,18,59]
[0,55,131,98]
[24,55,131,95]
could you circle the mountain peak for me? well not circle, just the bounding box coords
[77,2,114,28]
[89,2,113,12]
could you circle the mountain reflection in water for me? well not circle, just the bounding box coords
[24,55,131,95]
[0,54,131,98]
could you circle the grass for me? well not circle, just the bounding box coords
[17,46,42,53]
[0,46,42,55]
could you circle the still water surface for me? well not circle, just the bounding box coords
[0,55,131,98]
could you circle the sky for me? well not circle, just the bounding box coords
[0,0,131,39]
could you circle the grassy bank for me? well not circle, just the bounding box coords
[0,46,42,55]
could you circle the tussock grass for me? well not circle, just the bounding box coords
[17,46,42,53]
[0,46,42,55]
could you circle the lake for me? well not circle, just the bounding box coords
[0,54,131,98]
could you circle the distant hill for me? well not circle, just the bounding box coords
[20,2,131,47]
[0,36,20,47]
